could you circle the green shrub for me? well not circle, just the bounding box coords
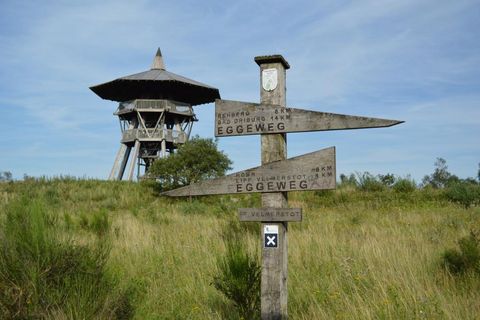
[79,212,89,228]
[149,136,232,191]
[213,239,261,320]
[90,209,110,236]
[422,157,459,189]
[221,218,260,239]
[444,182,480,208]
[0,197,132,319]
[339,173,358,188]
[356,172,385,192]
[0,171,12,182]
[393,177,417,193]
[378,173,396,187]
[63,212,73,230]
[443,231,480,274]
[77,209,111,236]
[178,199,210,215]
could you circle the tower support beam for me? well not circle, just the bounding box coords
[117,146,132,180]
[127,140,141,181]
[109,143,128,180]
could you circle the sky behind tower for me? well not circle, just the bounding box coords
[0,0,479,182]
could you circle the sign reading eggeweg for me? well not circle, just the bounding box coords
[215,99,403,137]
[162,147,335,197]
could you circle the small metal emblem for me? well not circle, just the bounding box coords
[262,68,277,91]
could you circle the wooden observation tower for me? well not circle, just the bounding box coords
[90,49,220,181]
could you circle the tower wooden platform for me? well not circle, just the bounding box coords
[90,49,220,180]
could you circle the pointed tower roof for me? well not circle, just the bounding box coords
[90,48,220,105]
[151,48,165,70]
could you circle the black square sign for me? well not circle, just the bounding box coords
[264,233,278,248]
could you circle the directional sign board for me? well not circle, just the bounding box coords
[162,147,335,197]
[239,208,302,222]
[215,99,403,137]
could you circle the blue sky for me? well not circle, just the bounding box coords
[0,0,479,182]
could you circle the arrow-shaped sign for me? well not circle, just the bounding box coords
[215,99,403,137]
[162,147,335,197]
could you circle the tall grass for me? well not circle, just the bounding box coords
[213,219,261,319]
[0,195,132,319]
[0,178,479,319]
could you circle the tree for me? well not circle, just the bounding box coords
[445,182,480,208]
[422,157,458,188]
[148,136,232,191]
[378,173,396,187]
[0,171,12,182]
[339,173,357,187]
[478,162,480,182]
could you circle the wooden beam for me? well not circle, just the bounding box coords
[127,140,140,181]
[136,110,152,138]
[256,55,289,320]
[239,208,302,222]
[117,146,131,181]
[109,143,128,180]
[161,147,335,197]
[215,99,403,137]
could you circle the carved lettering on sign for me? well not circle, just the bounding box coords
[239,208,302,222]
[162,147,336,197]
[215,99,403,137]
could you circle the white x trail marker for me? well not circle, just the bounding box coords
[264,225,279,248]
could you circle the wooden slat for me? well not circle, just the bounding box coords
[162,146,335,197]
[239,208,302,222]
[215,99,403,137]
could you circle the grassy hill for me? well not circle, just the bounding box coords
[0,178,479,319]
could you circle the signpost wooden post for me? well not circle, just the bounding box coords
[163,54,403,319]
[255,55,290,319]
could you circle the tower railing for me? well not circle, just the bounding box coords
[116,99,194,116]
[121,128,187,144]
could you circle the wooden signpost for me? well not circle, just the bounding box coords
[238,208,302,222]
[215,99,402,137]
[163,54,403,319]
[162,147,335,197]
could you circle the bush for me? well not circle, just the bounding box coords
[178,199,210,215]
[149,136,232,191]
[0,171,13,182]
[0,197,132,319]
[422,157,459,189]
[220,218,260,239]
[339,173,358,188]
[444,182,480,208]
[78,209,111,236]
[356,172,385,192]
[90,209,110,236]
[393,177,417,193]
[213,221,261,319]
[443,231,480,274]
[378,173,396,187]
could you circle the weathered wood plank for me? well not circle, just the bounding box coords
[239,208,302,222]
[161,146,336,197]
[256,55,290,320]
[215,99,403,137]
